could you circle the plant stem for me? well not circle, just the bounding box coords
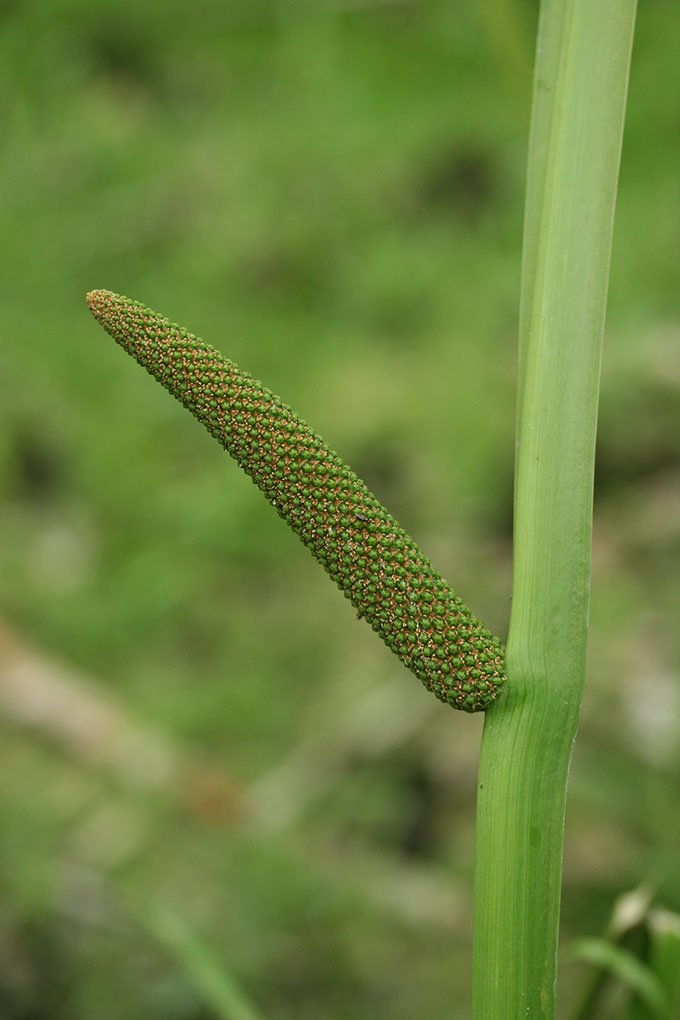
[472,2,637,1018]
[515,0,567,411]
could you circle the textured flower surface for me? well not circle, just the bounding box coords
[87,290,506,712]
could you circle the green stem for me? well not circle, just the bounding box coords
[515,0,567,412]
[472,2,637,1018]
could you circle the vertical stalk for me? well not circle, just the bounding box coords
[515,0,567,412]
[472,3,637,1018]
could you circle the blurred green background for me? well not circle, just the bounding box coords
[1,1,679,1017]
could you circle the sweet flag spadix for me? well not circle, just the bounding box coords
[87,290,506,712]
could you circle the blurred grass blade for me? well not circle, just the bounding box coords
[648,910,680,1017]
[569,885,654,1020]
[139,901,266,1020]
[571,938,667,1019]
[627,910,680,1020]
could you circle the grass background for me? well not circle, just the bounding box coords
[1,1,679,1017]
